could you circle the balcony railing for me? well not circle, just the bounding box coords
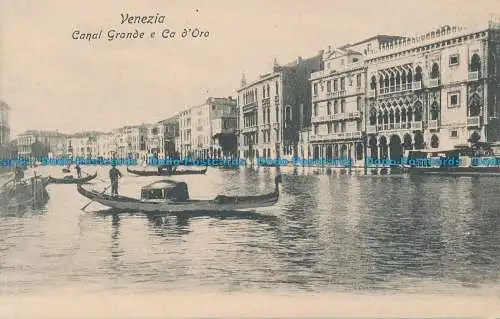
[312,112,361,123]
[310,131,362,142]
[366,125,377,134]
[466,116,480,127]
[413,81,422,90]
[376,121,423,132]
[428,120,439,130]
[468,71,479,81]
[428,78,440,88]
[262,97,271,106]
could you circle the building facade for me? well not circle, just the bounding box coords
[16,130,67,158]
[210,97,237,158]
[237,54,323,161]
[95,132,116,158]
[111,125,147,159]
[0,100,10,146]
[365,22,500,161]
[159,116,179,157]
[309,36,401,164]
[307,20,500,165]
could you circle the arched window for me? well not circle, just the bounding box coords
[370,76,377,90]
[430,134,439,148]
[431,63,440,79]
[414,66,422,82]
[470,54,481,72]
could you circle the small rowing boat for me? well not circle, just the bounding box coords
[126,166,208,176]
[77,175,282,213]
[48,172,98,184]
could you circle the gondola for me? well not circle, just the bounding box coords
[77,175,282,213]
[47,171,98,184]
[126,166,208,176]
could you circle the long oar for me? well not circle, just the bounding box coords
[81,184,111,211]
[1,174,14,188]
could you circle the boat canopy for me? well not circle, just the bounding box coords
[140,179,190,201]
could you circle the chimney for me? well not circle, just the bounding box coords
[297,56,302,65]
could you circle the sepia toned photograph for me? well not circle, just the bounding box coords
[1,0,500,318]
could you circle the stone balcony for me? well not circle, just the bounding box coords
[468,71,479,82]
[428,119,439,130]
[376,121,423,132]
[311,111,361,123]
[242,101,257,112]
[241,126,258,134]
[378,82,414,96]
[412,81,422,90]
[310,131,362,142]
[428,78,440,88]
[466,116,481,127]
[368,90,376,98]
[366,125,377,134]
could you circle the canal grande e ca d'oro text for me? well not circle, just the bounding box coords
[72,13,209,42]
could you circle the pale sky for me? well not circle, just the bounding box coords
[0,0,498,137]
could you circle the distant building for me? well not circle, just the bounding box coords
[111,125,147,159]
[0,100,10,146]
[17,130,67,158]
[158,116,180,157]
[211,97,238,158]
[177,97,237,159]
[237,53,323,161]
[308,18,500,165]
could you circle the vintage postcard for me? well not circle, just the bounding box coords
[1,0,500,318]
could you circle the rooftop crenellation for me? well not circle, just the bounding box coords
[367,16,500,57]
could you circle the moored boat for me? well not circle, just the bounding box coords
[126,166,208,176]
[402,144,500,176]
[48,171,98,184]
[0,176,49,209]
[77,175,282,213]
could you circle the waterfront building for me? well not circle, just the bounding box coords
[0,100,10,146]
[95,132,116,159]
[364,20,500,160]
[159,116,179,157]
[17,130,67,159]
[145,122,165,159]
[237,54,323,162]
[66,131,102,158]
[176,97,237,159]
[309,37,401,164]
[0,100,12,159]
[111,125,147,159]
[210,97,237,159]
[177,108,192,158]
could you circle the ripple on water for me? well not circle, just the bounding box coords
[0,167,499,295]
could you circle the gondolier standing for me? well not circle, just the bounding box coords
[75,164,82,178]
[109,162,122,196]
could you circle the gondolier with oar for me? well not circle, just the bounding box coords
[109,161,122,196]
[75,164,82,178]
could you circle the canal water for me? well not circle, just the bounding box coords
[0,165,499,296]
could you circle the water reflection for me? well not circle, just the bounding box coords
[1,166,500,295]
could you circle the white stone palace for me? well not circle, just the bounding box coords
[309,18,500,163]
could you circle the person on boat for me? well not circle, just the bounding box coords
[14,166,23,183]
[109,162,123,196]
[75,164,82,178]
